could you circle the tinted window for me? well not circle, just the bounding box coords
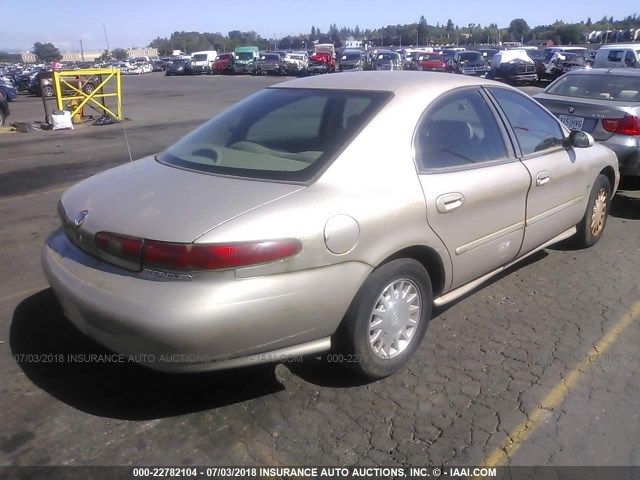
[158,88,391,182]
[489,88,564,156]
[415,88,508,170]
[607,50,624,62]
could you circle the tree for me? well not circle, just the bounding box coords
[508,18,530,42]
[32,42,62,62]
[417,16,428,45]
[446,19,454,31]
[112,48,129,61]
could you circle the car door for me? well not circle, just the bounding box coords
[414,87,531,290]
[485,87,589,255]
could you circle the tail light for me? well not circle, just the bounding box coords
[602,115,640,136]
[95,232,144,264]
[95,233,301,271]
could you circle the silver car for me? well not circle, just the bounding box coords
[534,68,640,177]
[42,72,619,379]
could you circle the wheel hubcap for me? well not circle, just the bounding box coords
[369,279,421,359]
[590,188,608,236]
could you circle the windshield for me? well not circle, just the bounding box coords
[545,73,640,101]
[171,59,188,65]
[420,54,443,61]
[192,54,207,61]
[218,54,233,60]
[236,52,254,60]
[261,54,280,61]
[342,52,361,61]
[459,52,483,62]
[158,88,391,183]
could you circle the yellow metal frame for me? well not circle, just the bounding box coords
[53,68,122,120]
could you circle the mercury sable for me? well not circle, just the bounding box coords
[42,72,619,379]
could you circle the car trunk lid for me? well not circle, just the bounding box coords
[535,94,634,140]
[60,156,305,247]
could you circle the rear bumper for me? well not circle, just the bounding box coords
[42,229,370,372]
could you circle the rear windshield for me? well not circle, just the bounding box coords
[158,88,392,183]
[420,54,443,61]
[544,73,640,101]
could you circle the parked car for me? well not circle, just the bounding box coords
[283,52,308,76]
[233,46,259,74]
[211,53,234,75]
[339,49,365,72]
[415,53,447,72]
[151,60,166,72]
[308,51,335,74]
[0,81,17,101]
[42,72,618,380]
[190,51,218,74]
[165,59,192,76]
[594,44,640,69]
[0,95,9,127]
[371,50,403,70]
[488,50,538,83]
[33,70,99,98]
[534,68,640,177]
[255,52,286,75]
[449,51,488,76]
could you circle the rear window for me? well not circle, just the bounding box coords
[158,88,392,183]
[544,73,640,101]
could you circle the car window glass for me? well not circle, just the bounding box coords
[415,88,508,169]
[625,51,636,66]
[158,89,391,182]
[544,73,640,101]
[489,87,564,156]
[607,51,623,62]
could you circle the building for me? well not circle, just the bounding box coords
[21,47,159,63]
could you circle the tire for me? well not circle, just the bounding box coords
[573,174,611,248]
[0,109,5,127]
[83,83,94,95]
[42,84,55,98]
[337,258,433,379]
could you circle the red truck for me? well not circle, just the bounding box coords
[308,44,336,74]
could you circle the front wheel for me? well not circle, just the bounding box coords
[573,174,612,248]
[337,259,433,379]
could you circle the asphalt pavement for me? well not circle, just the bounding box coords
[1,72,639,470]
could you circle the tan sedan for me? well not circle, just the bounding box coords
[42,72,619,379]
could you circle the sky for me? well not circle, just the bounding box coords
[1,0,638,52]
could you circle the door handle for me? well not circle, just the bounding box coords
[436,193,465,213]
[536,172,551,186]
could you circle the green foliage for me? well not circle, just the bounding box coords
[112,48,129,61]
[32,42,62,62]
[0,52,21,62]
[146,13,640,53]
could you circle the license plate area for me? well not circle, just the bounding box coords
[558,114,584,130]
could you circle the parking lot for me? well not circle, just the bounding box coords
[1,72,640,469]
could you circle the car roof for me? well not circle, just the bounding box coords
[273,71,493,95]
[564,68,640,77]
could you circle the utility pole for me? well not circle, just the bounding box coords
[80,39,85,62]
[102,22,111,55]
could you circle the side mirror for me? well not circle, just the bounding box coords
[568,130,594,148]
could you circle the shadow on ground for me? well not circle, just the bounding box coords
[10,289,285,420]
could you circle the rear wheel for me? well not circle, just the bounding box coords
[338,259,432,379]
[0,109,6,127]
[42,84,55,98]
[573,174,611,248]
